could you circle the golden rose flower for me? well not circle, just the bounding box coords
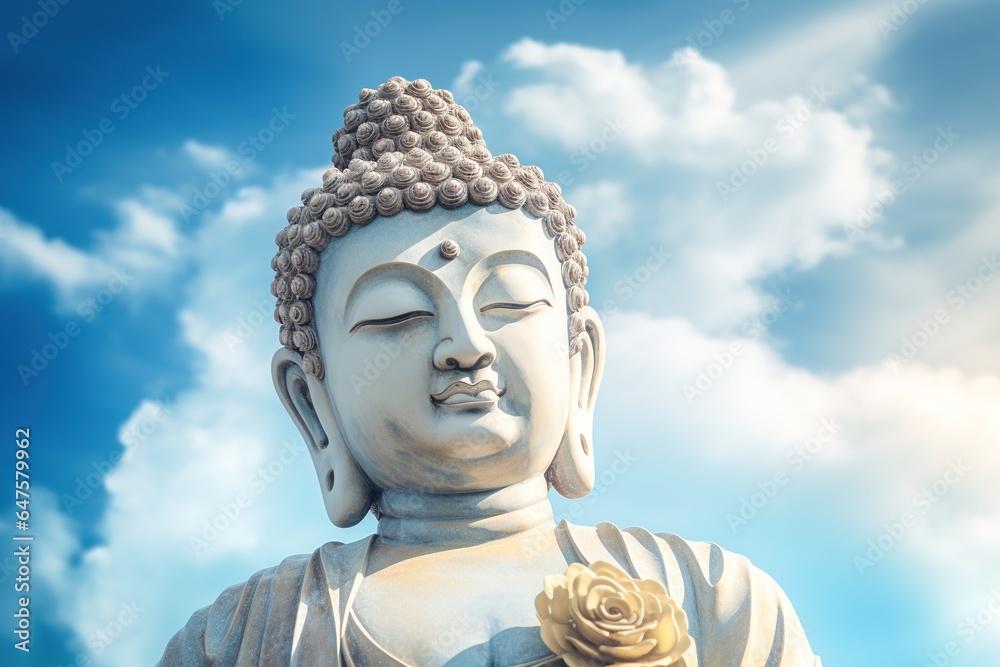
[535,561,691,667]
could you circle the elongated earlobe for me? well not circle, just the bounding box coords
[272,347,373,527]
[547,306,605,498]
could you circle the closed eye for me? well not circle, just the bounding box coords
[349,310,433,333]
[480,299,551,313]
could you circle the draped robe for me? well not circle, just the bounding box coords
[159,521,821,666]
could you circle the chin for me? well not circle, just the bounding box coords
[431,412,525,460]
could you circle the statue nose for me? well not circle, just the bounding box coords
[433,306,496,372]
[440,351,494,371]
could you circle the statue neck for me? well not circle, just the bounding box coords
[375,476,554,547]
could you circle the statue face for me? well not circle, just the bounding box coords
[313,204,572,493]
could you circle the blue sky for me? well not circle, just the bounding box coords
[2,0,999,665]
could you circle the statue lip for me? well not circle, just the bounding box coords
[430,379,506,407]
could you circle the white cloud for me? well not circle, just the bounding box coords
[453,59,484,94]
[0,208,110,297]
[182,139,236,171]
[567,181,633,246]
[597,312,1000,657]
[726,4,893,101]
[843,191,1000,376]
[500,38,893,330]
[0,187,184,309]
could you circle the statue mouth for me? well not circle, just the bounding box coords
[430,379,506,408]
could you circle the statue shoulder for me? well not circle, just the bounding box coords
[157,538,371,667]
[559,521,821,666]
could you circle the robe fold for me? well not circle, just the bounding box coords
[159,521,820,666]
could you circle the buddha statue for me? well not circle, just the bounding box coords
[159,76,820,667]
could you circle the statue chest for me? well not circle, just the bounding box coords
[347,541,567,666]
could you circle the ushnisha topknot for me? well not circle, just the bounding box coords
[272,76,590,380]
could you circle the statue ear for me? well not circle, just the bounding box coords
[271,347,374,527]
[548,305,606,499]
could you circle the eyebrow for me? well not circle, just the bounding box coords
[343,261,430,321]
[467,249,553,297]
[342,248,554,320]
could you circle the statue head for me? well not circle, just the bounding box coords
[270,76,606,527]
